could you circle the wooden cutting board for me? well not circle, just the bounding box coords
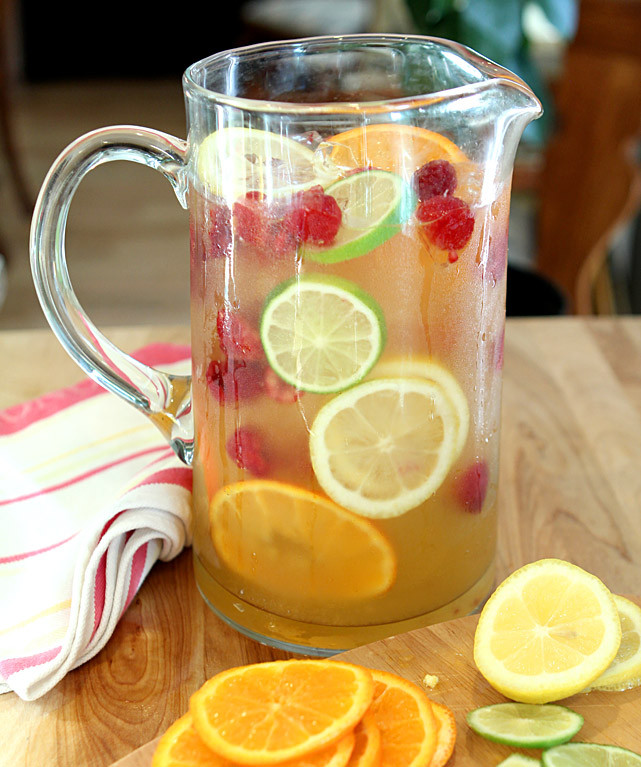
[111,599,641,767]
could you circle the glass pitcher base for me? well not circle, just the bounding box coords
[193,553,495,656]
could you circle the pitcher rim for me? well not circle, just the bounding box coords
[183,33,540,115]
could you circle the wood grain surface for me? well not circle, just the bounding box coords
[1,317,641,767]
[109,599,641,767]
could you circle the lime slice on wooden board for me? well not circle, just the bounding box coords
[260,274,386,394]
[466,702,584,749]
[542,743,641,767]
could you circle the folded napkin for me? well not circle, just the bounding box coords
[0,344,193,701]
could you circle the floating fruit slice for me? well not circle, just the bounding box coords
[190,660,374,765]
[429,701,457,767]
[152,712,222,767]
[304,170,415,264]
[209,481,396,600]
[542,743,641,767]
[197,127,338,199]
[372,356,469,460]
[310,377,458,518]
[466,702,584,748]
[473,559,622,704]
[368,668,438,767]
[585,594,641,691]
[328,124,467,175]
[260,274,386,394]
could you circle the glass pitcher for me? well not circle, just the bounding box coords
[31,34,541,655]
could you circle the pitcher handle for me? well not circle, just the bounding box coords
[30,125,194,464]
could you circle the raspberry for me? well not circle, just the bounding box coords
[413,160,457,201]
[216,308,264,361]
[226,427,270,476]
[454,460,489,513]
[286,185,342,245]
[205,358,264,402]
[192,201,232,260]
[233,193,268,247]
[416,195,475,251]
[263,366,302,403]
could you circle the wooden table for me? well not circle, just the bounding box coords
[1,317,641,767]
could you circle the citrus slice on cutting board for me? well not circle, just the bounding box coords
[260,274,386,394]
[347,712,381,767]
[304,170,415,264]
[428,701,457,767]
[209,480,396,600]
[309,377,458,518]
[585,594,641,691]
[151,712,223,767]
[473,559,622,704]
[327,124,467,175]
[368,668,438,767]
[542,743,641,767]
[466,702,584,749]
[372,356,469,460]
[189,660,374,765]
[197,127,339,199]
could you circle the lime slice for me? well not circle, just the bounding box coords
[260,274,386,394]
[466,703,584,748]
[585,595,641,692]
[497,757,541,767]
[542,743,641,767]
[304,170,415,264]
[196,127,339,199]
[309,377,458,518]
[372,356,469,460]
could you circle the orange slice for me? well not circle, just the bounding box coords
[152,712,357,767]
[190,660,375,765]
[368,669,438,767]
[429,702,456,767]
[328,124,467,176]
[151,713,223,767]
[209,481,396,600]
[348,712,381,767]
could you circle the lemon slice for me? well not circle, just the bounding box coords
[372,356,469,460]
[497,757,541,767]
[466,702,584,748]
[585,595,641,691]
[543,743,641,767]
[209,480,396,601]
[304,170,415,264]
[196,127,339,199]
[473,558,622,704]
[260,274,386,394]
[309,377,459,518]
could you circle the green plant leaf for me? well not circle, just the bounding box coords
[530,0,578,39]
[458,0,524,63]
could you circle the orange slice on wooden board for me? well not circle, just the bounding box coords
[429,702,457,767]
[189,660,375,765]
[210,481,396,600]
[347,712,381,767]
[368,669,439,767]
[328,124,467,176]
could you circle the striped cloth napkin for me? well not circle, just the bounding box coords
[0,344,193,701]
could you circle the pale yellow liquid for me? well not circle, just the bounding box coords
[188,163,510,653]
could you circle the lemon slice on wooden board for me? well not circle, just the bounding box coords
[466,702,584,749]
[196,127,339,199]
[309,377,458,518]
[584,594,641,691]
[473,558,622,704]
[542,743,641,767]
